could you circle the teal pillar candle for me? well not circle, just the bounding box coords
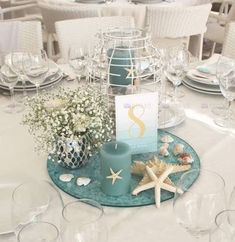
[100,141,131,196]
[107,47,135,86]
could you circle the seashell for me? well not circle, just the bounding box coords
[59,174,74,182]
[178,153,194,165]
[173,144,184,156]
[159,146,169,157]
[77,177,91,187]
[160,135,174,143]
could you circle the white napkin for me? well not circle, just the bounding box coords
[196,54,220,75]
[0,21,21,53]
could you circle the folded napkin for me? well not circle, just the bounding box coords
[0,21,21,53]
[196,54,220,75]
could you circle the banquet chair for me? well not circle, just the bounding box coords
[0,21,43,52]
[204,0,235,56]
[38,1,100,60]
[222,21,235,58]
[55,16,135,63]
[146,3,212,60]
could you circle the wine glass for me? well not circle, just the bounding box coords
[165,45,189,104]
[210,210,235,242]
[173,169,226,240]
[61,199,107,242]
[11,52,29,100]
[214,56,235,128]
[68,46,87,83]
[23,50,49,97]
[17,221,60,242]
[12,180,63,238]
[0,53,24,113]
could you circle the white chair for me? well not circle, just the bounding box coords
[38,1,100,60]
[222,21,235,58]
[204,0,235,55]
[0,3,41,20]
[55,15,135,62]
[146,3,212,60]
[0,21,43,52]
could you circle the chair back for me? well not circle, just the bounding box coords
[146,4,211,40]
[222,21,235,58]
[55,15,135,62]
[0,21,43,52]
[38,1,100,34]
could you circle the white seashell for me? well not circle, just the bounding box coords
[178,153,194,164]
[77,177,91,187]
[173,144,184,156]
[162,143,169,149]
[159,146,169,157]
[160,135,174,143]
[59,174,74,182]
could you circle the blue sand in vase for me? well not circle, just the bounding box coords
[107,47,135,86]
[100,141,131,196]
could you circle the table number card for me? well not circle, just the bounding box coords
[115,92,158,154]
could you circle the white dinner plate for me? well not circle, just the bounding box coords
[0,69,63,92]
[131,0,163,3]
[183,80,222,96]
[186,69,218,86]
[183,78,221,93]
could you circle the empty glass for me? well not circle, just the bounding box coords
[173,169,226,240]
[17,221,60,242]
[0,53,24,113]
[23,50,49,96]
[215,56,235,128]
[12,180,63,237]
[61,199,106,242]
[68,46,87,83]
[210,210,235,242]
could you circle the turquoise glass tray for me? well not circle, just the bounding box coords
[47,130,200,207]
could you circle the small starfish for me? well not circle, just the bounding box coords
[132,166,176,208]
[125,64,136,79]
[106,168,123,185]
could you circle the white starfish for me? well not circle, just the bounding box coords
[132,166,177,208]
[125,65,136,79]
[106,168,123,185]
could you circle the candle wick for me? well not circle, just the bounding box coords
[115,143,118,150]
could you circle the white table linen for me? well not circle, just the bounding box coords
[0,65,235,242]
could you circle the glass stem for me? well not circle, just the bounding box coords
[9,87,15,108]
[226,100,232,120]
[174,85,178,104]
[20,75,27,98]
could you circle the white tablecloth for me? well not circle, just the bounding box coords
[0,69,235,242]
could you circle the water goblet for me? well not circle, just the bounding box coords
[23,50,49,97]
[61,199,107,242]
[214,56,235,128]
[68,46,87,83]
[0,53,24,113]
[12,180,63,237]
[17,221,60,242]
[173,169,226,241]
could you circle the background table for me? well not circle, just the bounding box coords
[0,68,234,242]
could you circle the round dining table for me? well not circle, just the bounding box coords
[0,62,235,242]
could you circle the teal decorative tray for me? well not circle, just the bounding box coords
[47,130,200,207]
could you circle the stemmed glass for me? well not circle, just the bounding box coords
[173,169,226,241]
[11,180,63,238]
[0,53,24,113]
[214,56,235,128]
[165,45,190,104]
[23,50,49,97]
[61,199,107,242]
[68,46,87,83]
[17,221,60,242]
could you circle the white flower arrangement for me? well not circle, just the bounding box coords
[23,85,114,155]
